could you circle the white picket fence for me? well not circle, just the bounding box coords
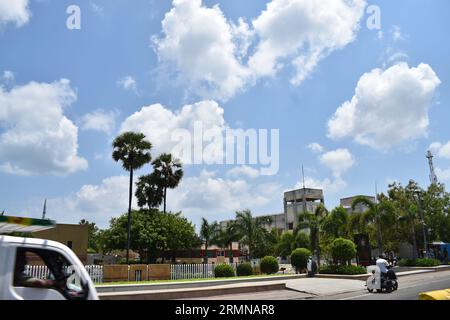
[25,265,103,283]
[170,263,237,280]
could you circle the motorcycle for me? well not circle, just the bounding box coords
[366,265,398,293]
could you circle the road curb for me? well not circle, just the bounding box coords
[96,274,305,293]
[99,282,287,300]
[316,267,446,281]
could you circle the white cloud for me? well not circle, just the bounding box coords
[1,70,15,83]
[390,25,405,42]
[153,0,250,101]
[89,2,104,16]
[429,141,450,159]
[307,142,324,154]
[436,167,450,182]
[154,0,366,101]
[48,176,132,228]
[0,0,30,28]
[117,76,138,94]
[328,63,441,150]
[249,0,366,85]
[80,109,117,134]
[0,79,88,175]
[295,176,346,195]
[319,148,355,178]
[227,165,260,179]
[168,170,282,224]
[120,100,227,163]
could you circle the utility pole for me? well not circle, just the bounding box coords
[427,150,438,185]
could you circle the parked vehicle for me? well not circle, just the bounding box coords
[0,216,98,300]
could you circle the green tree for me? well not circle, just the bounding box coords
[322,206,349,240]
[200,218,219,264]
[275,231,295,258]
[112,131,152,264]
[351,196,395,254]
[291,248,311,273]
[152,153,183,213]
[135,173,164,209]
[79,219,100,252]
[214,221,240,263]
[234,210,272,260]
[330,238,356,266]
[297,204,328,266]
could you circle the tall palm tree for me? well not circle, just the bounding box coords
[234,210,270,260]
[135,173,164,210]
[351,196,394,255]
[152,153,183,213]
[296,204,328,267]
[112,131,152,264]
[200,218,219,264]
[214,221,240,263]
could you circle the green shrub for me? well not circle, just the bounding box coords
[295,232,310,250]
[319,265,367,275]
[260,256,279,274]
[399,258,440,267]
[214,264,235,278]
[236,263,253,276]
[330,238,356,265]
[290,248,311,272]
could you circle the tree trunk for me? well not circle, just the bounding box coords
[377,217,384,255]
[316,231,321,267]
[229,243,234,264]
[411,223,418,260]
[204,241,208,264]
[126,168,133,265]
[163,186,167,213]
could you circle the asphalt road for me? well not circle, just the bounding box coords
[186,270,450,300]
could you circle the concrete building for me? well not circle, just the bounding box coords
[340,195,376,214]
[220,187,325,233]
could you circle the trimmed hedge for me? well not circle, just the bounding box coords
[260,256,279,274]
[330,238,356,264]
[290,248,311,272]
[214,264,235,278]
[236,263,253,276]
[319,265,367,275]
[398,258,440,267]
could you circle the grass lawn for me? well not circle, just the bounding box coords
[95,273,298,286]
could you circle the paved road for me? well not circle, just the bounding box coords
[185,270,450,300]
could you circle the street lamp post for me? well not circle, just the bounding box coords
[415,192,428,257]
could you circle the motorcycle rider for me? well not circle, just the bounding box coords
[376,254,389,280]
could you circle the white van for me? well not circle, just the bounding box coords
[0,216,98,300]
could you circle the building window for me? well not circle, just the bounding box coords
[288,223,294,230]
[67,241,73,249]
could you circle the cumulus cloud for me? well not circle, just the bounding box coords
[249,0,366,85]
[153,0,250,101]
[0,0,30,28]
[80,109,117,134]
[436,167,450,182]
[1,70,15,84]
[153,0,366,101]
[307,142,324,154]
[227,165,260,179]
[120,100,227,164]
[296,176,346,194]
[117,76,138,94]
[429,142,450,160]
[319,148,355,178]
[328,63,441,150]
[0,79,88,175]
[48,176,132,228]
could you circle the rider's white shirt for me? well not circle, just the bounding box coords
[376,258,389,273]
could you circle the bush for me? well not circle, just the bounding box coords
[319,265,367,275]
[291,248,311,272]
[330,238,356,265]
[214,264,235,278]
[295,232,310,250]
[260,256,279,274]
[399,258,440,267]
[236,263,253,276]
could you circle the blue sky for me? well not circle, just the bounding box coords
[0,0,449,229]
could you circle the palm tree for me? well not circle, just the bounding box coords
[200,218,219,264]
[351,196,394,255]
[112,131,152,264]
[296,204,328,267]
[152,153,183,213]
[234,210,271,260]
[214,222,240,263]
[135,173,164,210]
